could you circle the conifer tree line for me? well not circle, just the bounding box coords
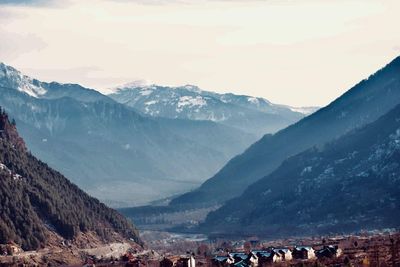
[0,107,142,250]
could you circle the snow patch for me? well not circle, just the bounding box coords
[176,96,207,112]
[289,106,319,115]
[0,163,9,172]
[247,97,260,105]
[0,63,47,98]
[13,174,22,181]
[122,80,153,88]
[301,166,312,176]
[145,100,158,105]
[140,89,153,96]
[0,162,24,181]
[16,74,46,97]
[105,79,153,94]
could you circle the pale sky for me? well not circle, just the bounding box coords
[0,0,399,106]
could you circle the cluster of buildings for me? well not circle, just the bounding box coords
[113,232,398,267]
[212,246,342,266]
[118,245,342,267]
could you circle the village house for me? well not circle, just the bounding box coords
[292,246,316,260]
[209,245,333,266]
[160,255,195,267]
[272,248,292,261]
[212,255,235,266]
[176,255,196,267]
[316,245,342,259]
[229,252,249,263]
[246,251,258,266]
[253,251,281,265]
[225,252,259,266]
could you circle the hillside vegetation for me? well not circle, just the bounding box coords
[0,108,141,250]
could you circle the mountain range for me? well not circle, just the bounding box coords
[170,56,400,209]
[2,55,400,242]
[0,62,302,207]
[109,82,315,137]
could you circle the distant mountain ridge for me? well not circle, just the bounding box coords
[108,83,315,136]
[0,62,264,207]
[170,56,400,208]
[0,108,141,250]
[201,102,400,236]
[0,63,110,103]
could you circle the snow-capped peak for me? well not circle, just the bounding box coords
[120,79,153,88]
[0,62,47,98]
[247,96,260,105]
[178,84,203,93]
[105,79,154,94]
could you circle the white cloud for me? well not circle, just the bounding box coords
[1,0,399,106]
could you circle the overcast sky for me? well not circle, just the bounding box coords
[0,0,399,106]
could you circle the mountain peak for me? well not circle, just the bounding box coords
[122,79,154,88]
[177,84,203,93]
[106,79,154,94]
[0,62,47,98]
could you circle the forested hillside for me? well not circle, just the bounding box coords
[0,108,141,250]
[201,103,400,236]
[171,56,400,208]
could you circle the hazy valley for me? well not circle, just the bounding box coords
[1,1,400,265]
[0,62,309,207]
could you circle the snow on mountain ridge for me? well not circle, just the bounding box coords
[108,81,320,122]
[120,79,153,89]
[247,96,261,105]
[288,106,320,115]
[176,95,207,113]
[0,62,47,98]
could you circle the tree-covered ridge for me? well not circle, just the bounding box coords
[201,103,400,236]
[171,56,400,208]
[0,108,142,250]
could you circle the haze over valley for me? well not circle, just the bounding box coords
[0,62,310,207]
[1,1,400,266]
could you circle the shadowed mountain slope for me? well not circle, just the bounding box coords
[201,103,400,237]
[171,56,400,208]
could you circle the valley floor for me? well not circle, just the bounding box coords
[142,229,400,267]
[1,229,399,266]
